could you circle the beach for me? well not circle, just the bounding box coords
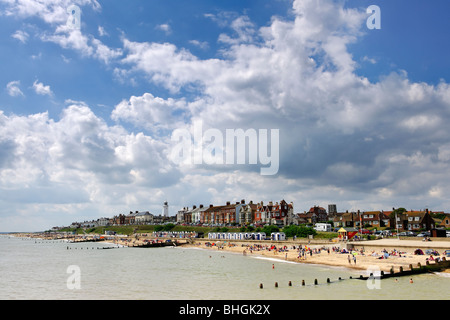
[184,238,450,273]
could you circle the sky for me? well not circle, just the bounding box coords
[1,0,450,232]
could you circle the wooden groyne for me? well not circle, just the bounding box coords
[356,258,450,280]
[131,240,187,248]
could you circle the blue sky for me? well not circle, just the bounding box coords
[1,0,450,231]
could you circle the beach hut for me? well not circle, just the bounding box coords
[255,233,266,240]
[271,232,286,241]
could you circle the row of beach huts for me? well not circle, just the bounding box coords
[207,232,286,241]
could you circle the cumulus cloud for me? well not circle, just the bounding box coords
[2,0,450,231]
[0,102,182,230]
[40,25,122,63]
[32,80,52,96]
[116,0,450,210]
[111,93,191,134]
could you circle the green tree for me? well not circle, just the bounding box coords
[261,225,279,235]
[162,223,176,231]
[283,225,317,238]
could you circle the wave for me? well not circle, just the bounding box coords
[251,256,299,264]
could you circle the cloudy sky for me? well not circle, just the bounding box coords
[1,0,449,232]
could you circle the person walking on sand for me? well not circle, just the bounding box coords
[348,255,351,264]
[353,255,356,265]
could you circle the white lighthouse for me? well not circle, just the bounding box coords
[163,201,169,217]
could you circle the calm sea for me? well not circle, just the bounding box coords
[0,235,449,300]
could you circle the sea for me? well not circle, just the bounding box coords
[0,234,449,300]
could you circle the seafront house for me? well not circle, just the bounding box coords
[440,214,450,229]
[239,201,257,225]
[332,211,358,228]
[405,210,435,231]
[253,200,294,226]
[125,212,137,225]
[135,211,153,225]
[308,206,328,222]
[176,207,189,224]
[360,211,391,228]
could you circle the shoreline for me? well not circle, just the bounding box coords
[185,239,450,273]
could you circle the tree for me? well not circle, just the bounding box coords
[283,225,316,238]
[261,225,279,235]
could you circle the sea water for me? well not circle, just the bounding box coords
[0,235,449,300]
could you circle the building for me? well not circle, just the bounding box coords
[308,206,328,222]
[125,212,137,225]
[405,210,435,231]
[163,201,169,217]
[176,207,189,224]
[331,211,358,228]
[328,204,337,215]
[135,211,153,225]
[254,200,294,226]
[239,201,257,225]
[439,214,450,229]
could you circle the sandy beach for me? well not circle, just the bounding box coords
[185,238,450,273]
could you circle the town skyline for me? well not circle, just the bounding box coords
[55,198,447,232]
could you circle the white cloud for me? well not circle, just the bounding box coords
[98,25,108,37]
[117,0,450,207]
[155,23,172,35]
[6,81,24,97]
[41,25,122,64]
[189,40,209,50]
[11,30,29,43]
[111,93,190,133]
[0,101,182,230]
[0,0,101,25]
[2,0,450,231]
[32,80,53,96]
